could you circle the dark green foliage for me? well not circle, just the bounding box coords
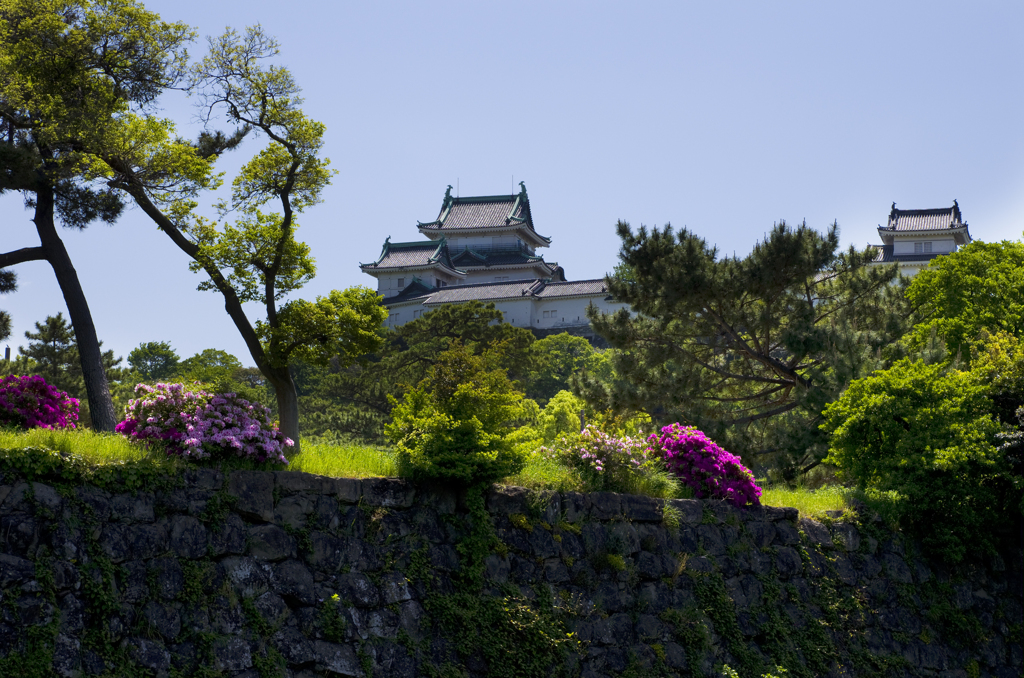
[823,359,1009,561]
[583,220,907,474]
[127,341,180,382]
[301,301,536,443]
[521,332,607,405]
[386,343,526,486]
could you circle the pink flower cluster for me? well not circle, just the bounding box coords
[542,425,653,489]
[0,375,79,430]
[116,383,291,464]
[648,423,761,507]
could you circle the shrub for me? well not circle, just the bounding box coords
[116,383,291,464]
[540,424,680,498]
[822,359,1007,561]
[0,374,79,430]
[386,343,527,486]
[648,423,761,507]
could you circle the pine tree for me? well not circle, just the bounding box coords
[582,220,910,474]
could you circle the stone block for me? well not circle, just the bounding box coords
[227,470,275,522]
[142,601,181,640]
[589,491,622,520]
[221,556,272,599]
[149,557,184,600]
[338,572,380,608]
[380,572,412,605]
[487,485,530,514]
[76,486,111,521]
[883,553,914,584]
[273,494,314,530]
[183,467,223,490]
[213,636,252,672]
[666,498,703,525]
[831,522,860,552]
[209,514,247,556]
[361,478,415,508]
[314,640,360,676]
[609,522,640,554]
[561,492,587,523]
[110,492,155,523]
[621,494,662,522]
[775,547,802,578]
[799,518,832,549]
[128,638,171,674]
[169,515,208,559]
[273,559,315,606]
[272,626,317,665]
[248,524,296,562]
[742,521,775,548]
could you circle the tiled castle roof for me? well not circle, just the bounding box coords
[884,201,967,232]
[359,238,463,274]
[384,278,613,307]
[417,183,551,245]
[870,246,937,264]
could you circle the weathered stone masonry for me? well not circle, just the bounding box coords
[0,468,1020,677]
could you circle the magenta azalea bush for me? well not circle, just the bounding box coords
[0,374,79,430]
[116,383,291,464]
[649,423,761,507]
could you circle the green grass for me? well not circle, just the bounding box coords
[288,440,397,478]
[0,427,147,463]
[0,428,871,521]
[760,484,857,521]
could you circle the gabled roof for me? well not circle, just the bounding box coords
[869,245,938,264]
[535,280,611,299]
[417,182,551,247]
[450,247,557,273]
[386,278,437,305]
[885,201,965,231]
[878,201,972,248]
[390,278,617,308]
[359,238,465,277]
[422,279,546,305]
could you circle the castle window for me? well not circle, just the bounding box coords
[914,242,933,254]
[413,310,422,318]
[397,278,405,288]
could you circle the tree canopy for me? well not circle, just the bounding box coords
[86,24,385,447]
[906,240,1024,362]
[127,341,180,382]
[0,0,191,429]
[582,219,908,472]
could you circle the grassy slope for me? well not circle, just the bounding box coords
[0,428,857,520]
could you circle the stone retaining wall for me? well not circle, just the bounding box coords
[0,468,1020,677]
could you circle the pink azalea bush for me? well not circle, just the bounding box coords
[116,383,291,464]
[648,423,761,507]
[541,424,662,493]
[0,374,79,430]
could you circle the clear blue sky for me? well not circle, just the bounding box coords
[3,1,1022,366]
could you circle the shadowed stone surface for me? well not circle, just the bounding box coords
[0,469,1017,678]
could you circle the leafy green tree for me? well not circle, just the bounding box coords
[583,220,907,473]
[127,341,180,382]
[0,0,192,431]
[386,342,527,486]
[298,301,536,441]
[523,333,605,405]
[536,390,590,443]
[906,240,1024,361]
[822,359,1014,562]
[95,26,386,448]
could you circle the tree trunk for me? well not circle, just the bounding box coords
[32,187,118,431]
[267,365,300,452]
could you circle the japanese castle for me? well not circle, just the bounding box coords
[360,183,627,334]
[868,201,973,277]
